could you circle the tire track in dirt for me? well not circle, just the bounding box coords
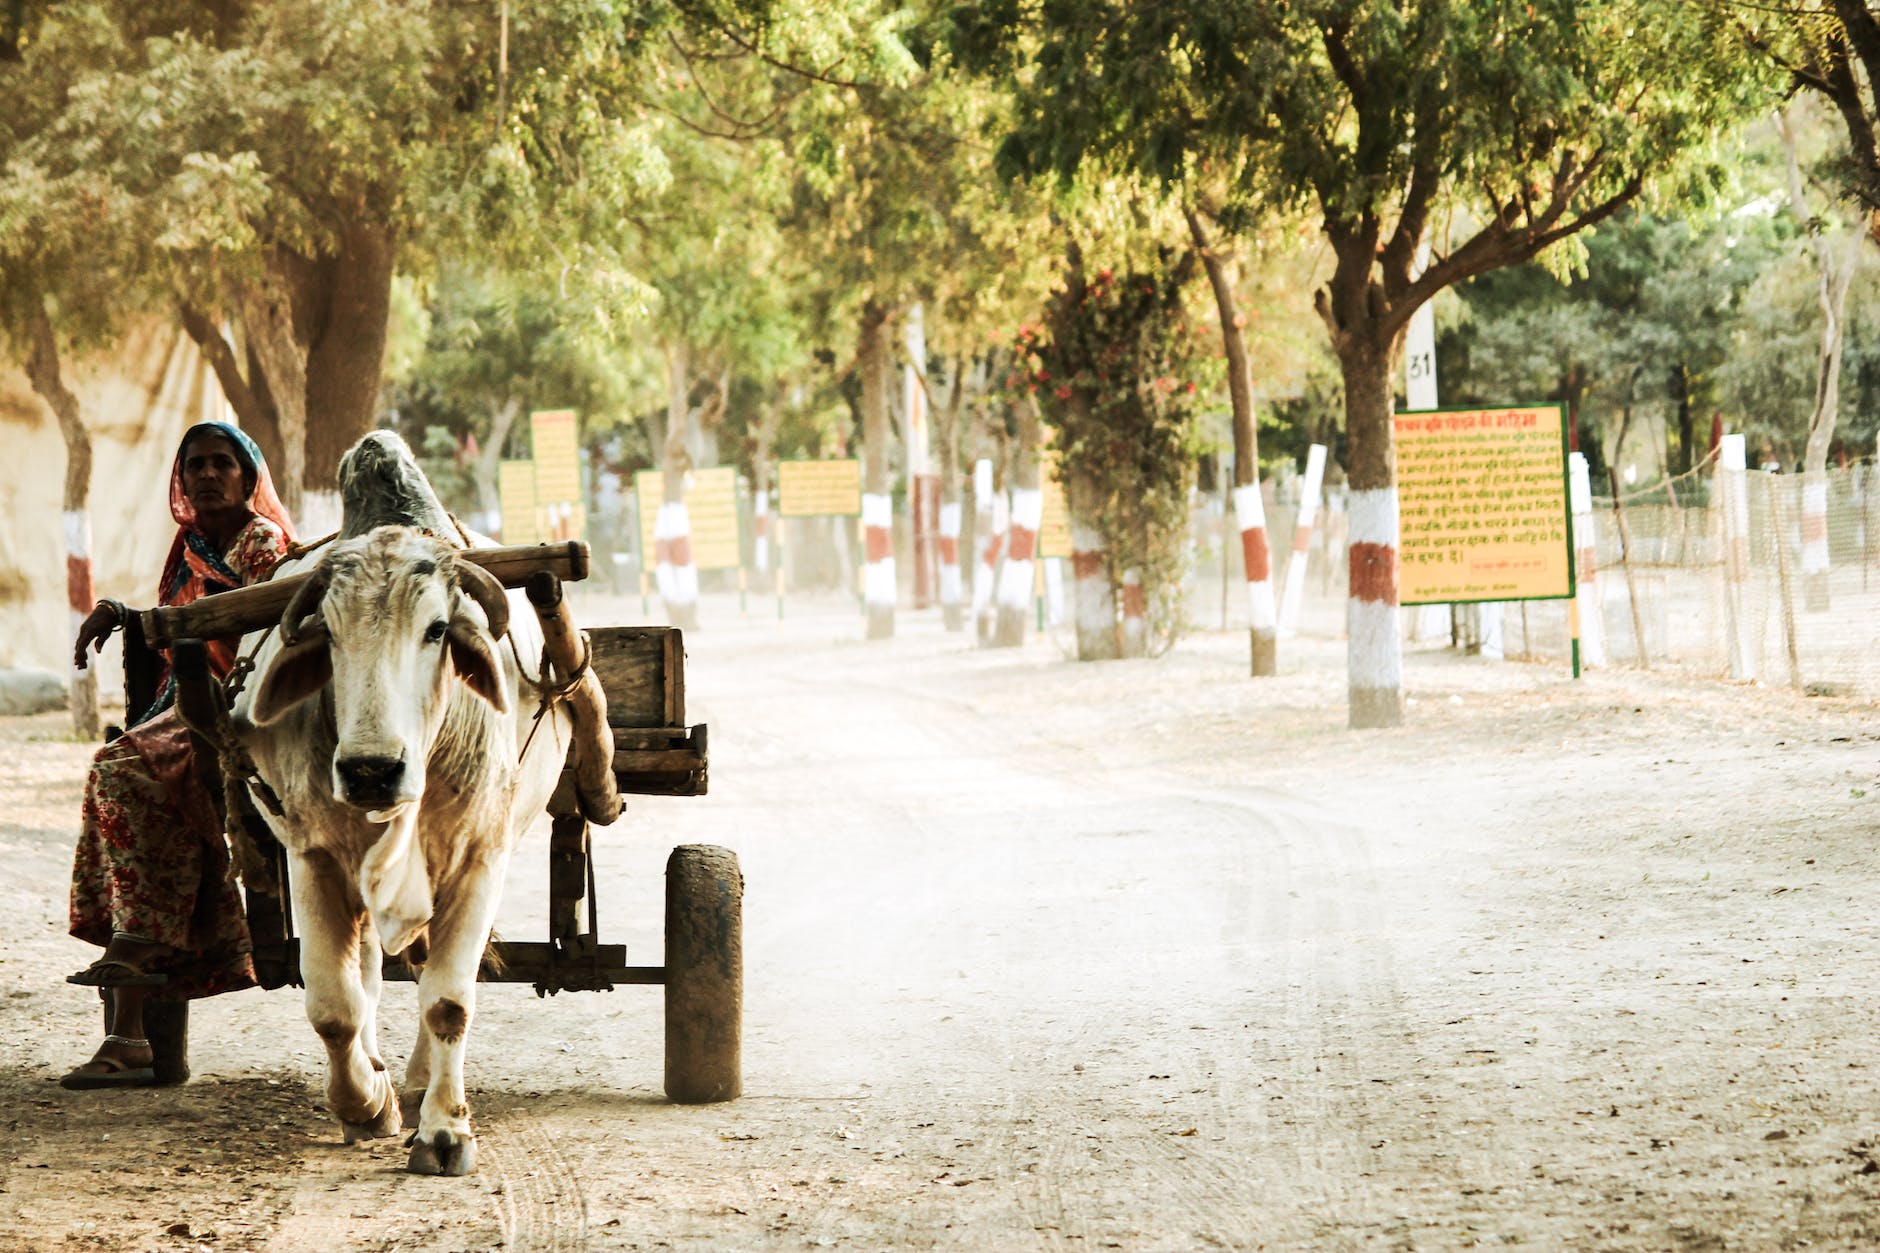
[478,1109,591,1253]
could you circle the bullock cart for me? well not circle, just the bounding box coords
[119,539,740,1104]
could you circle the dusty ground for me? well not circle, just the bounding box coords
[4,590,1880,1252]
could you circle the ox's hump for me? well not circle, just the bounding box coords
[339,431,457,540]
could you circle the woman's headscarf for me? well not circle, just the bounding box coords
[157,421,297,608]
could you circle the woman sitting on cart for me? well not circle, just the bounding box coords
[60,420,296,1089]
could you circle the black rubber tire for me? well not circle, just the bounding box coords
[664,844,742,1103]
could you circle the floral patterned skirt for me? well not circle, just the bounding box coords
[69,709,256,1001]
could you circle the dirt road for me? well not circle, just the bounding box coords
[5,593,1880,1251]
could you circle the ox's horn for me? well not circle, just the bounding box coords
[454,555,510,640]
[278,563,332,646]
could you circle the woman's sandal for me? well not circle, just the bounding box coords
[66,957,168,988]
[58,1034,157,1090]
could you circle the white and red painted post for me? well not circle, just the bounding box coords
[1277,443,1328,638]
[994,486,1041,646]
[973,459,1003,643]
[1234,481,1278,675]
[1347,487,1403,727]
[65,508,100,738]
[654,497,699,630]
[863,490,895,639]
[938,499,964,630]
[753,489,771,577]
[1567,452,1606,672]
[1719,434,1756,680]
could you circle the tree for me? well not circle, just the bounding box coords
[959,0,1775,725]
[1741,0,1880,238]
[7,3,671,515]
[390,266,645,529]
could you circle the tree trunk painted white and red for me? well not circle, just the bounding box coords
[1339,339,1404,728]
[1233,483,1277,675]
[995,486,1041,647]
[1567,451,1608,669]
[658,342,699,631]
[938,500,963,630]
[862,491,896,636]
[1347,484,1402,726]
[1800,473,1830,606]
[860,301,896,639]
[1120,568,1147,658]
[932,360,968,632]
[1067,469,1118,660]
[1277,443,1328,638]
[1187,206,1276,676]
[25,307,100,739]
[972,458,1003,644]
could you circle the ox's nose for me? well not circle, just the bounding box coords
[335,755,407,805]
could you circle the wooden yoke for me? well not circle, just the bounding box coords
[140,541,591,648]
[526,571,622,827]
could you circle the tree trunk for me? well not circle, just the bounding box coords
[1338,337,1403,729]
[1187,207,1275,676]
[299,223,397,495]
[1066,465,1117,660]
[474,396,523,532]
[25,305,99,739]
[934,359,967,631]
[178,301,283,474]
[235,263,310,522]
[994,397,1042,647]
[1778,107,1860,612]
[1670,363,1694,477]
[859,300,896,639]
[751,402,783,577]
[658,342,699,631]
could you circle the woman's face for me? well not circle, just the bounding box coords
[181,434,251,518]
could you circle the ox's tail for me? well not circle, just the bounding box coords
[359,807,432,956]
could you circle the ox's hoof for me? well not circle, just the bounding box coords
[340,1073,404,1144]
[405,1128,478,1176]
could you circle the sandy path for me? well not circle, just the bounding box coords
[3,592,1880,1251]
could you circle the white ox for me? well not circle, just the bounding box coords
[234,435,573,1176]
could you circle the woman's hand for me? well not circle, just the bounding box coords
[72,602,123,671]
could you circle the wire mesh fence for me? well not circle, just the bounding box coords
[1174,464,1880,699]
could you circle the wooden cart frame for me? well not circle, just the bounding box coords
[119,541,741,1103]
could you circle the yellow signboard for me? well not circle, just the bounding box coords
[1038,449,1071,558]
[1394,405,1574,605]
[498,459,540,545]
[530,409,582,506]
[777,459,862,517]
[635,467,741,570]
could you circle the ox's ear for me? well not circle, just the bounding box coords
[446,616,511,713]
[250,636,333,724]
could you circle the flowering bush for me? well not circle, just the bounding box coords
[1002,254,1216,652]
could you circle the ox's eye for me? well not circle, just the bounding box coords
[423,620,448,645]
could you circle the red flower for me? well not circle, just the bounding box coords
[1055,385,1073,400]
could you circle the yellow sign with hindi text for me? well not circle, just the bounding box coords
[777,459,862,517]
[498,459,540,545]
[1394,405,1574,605]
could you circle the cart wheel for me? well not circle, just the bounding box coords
[665,844,742,1103]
